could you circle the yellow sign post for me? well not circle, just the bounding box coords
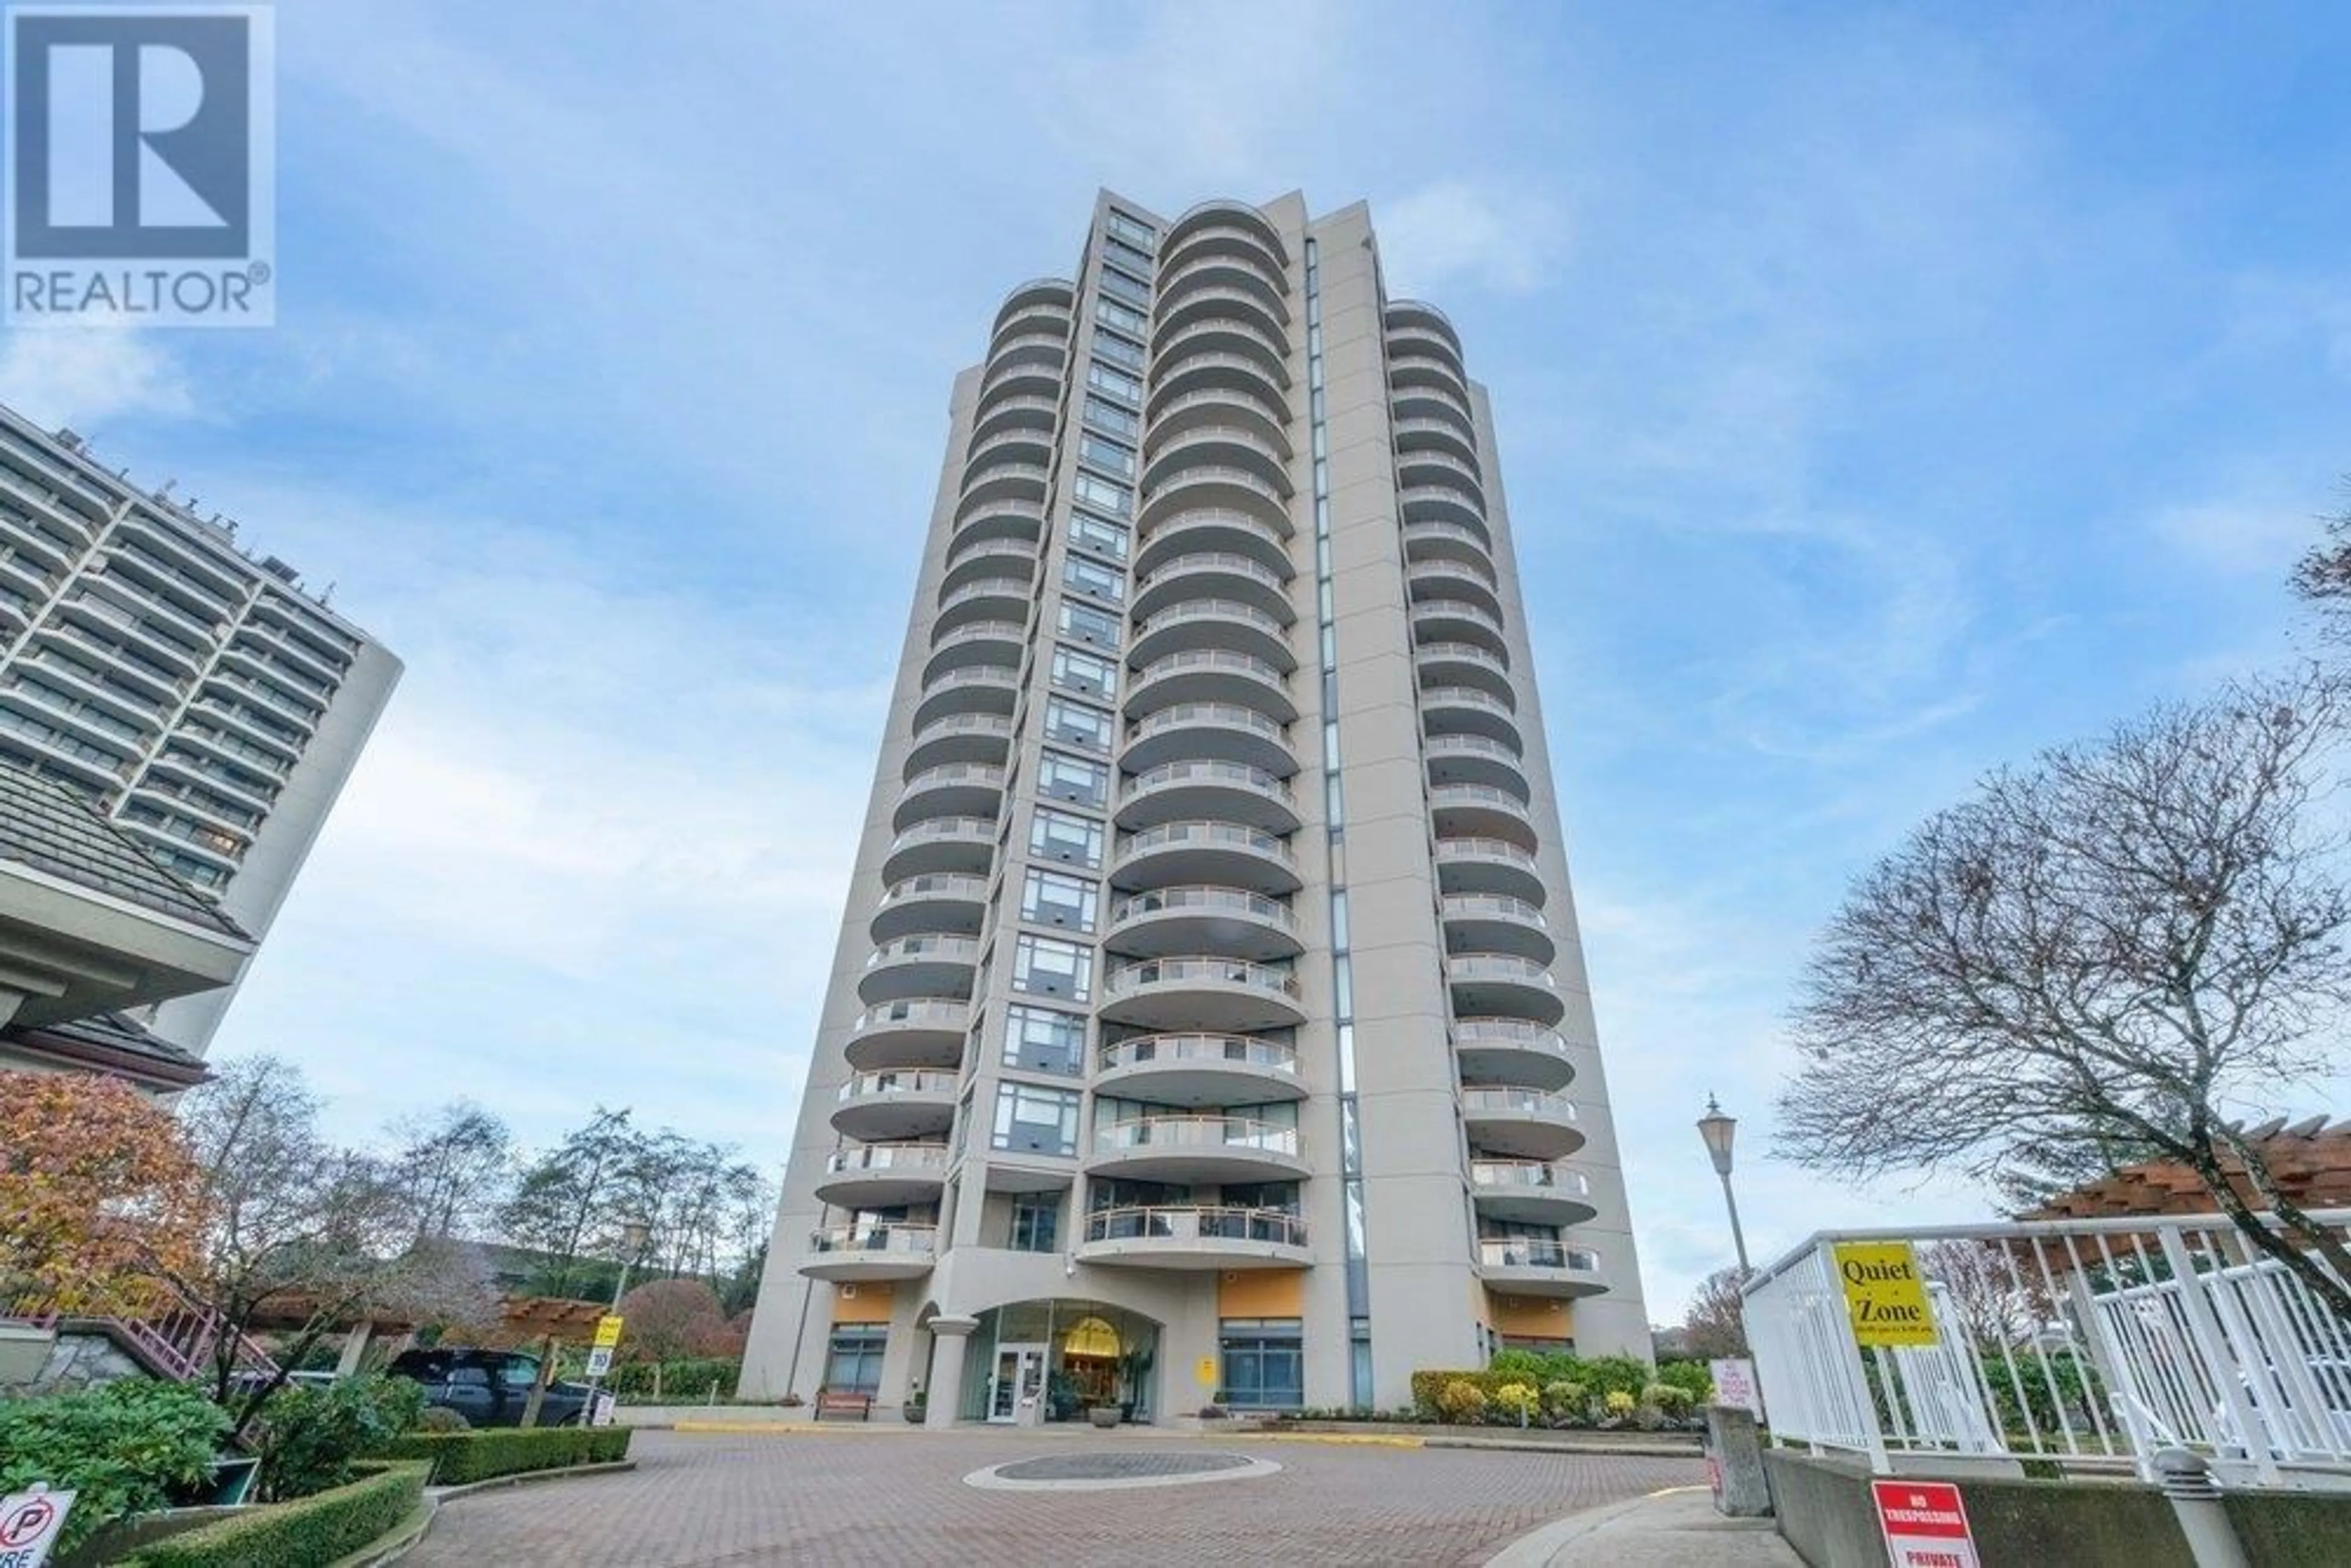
[1832,1242,1937,1347]
[593,1315,624,1350]
[1194,1356,1218,1389]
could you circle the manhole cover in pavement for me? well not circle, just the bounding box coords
[966,1449,1281,1491]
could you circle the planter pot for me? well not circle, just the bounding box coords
[903,1405,926,1424]
[0,1321,55,1387]
[1087,1406,1122,1429]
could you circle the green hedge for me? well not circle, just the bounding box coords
[605,1356,741,1401]
[119,1462,425,1568]
[369,1426,632,1486]
[1409,1356,1703,1421]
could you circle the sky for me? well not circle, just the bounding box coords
[6,1,2350,1326]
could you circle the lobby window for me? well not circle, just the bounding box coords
[993,1082,1082,1156]
[1011,933,1092,1002]
[1082,394,1139,439]
[1051,645,1117,699]
[1220,1319,1304,1410]
[1031,806,1104,867]
[1063,556,1125,604]
[824,1326,887,1394]
[1002,1003,1087,1076]
[1037,751,1108,809]
[1021,866,1098,932]
[1069,512,1130,563]
[1010,1193,1062,1253]
[1078,432,1136,480]
[1043,696,1113,751]
[1059,599,1120,648]
[1073,473,1131,518]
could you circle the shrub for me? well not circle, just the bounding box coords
[1491,1382,1540,1422]
[249,1375,426,1502]
[120,1461,426,1567]
[1603,1389,1637,1419]
[1649,1383,1696,1417]
[369,1426,631,1486]
[1654,1358,1714,1405]
[1540,1379,1587,1420]
[1486,1348,1549,1381]
[604,1355,742,1403]
[414,1405,471,1434]
[0,1378,228,1556]
[1433,1379,1488,1424]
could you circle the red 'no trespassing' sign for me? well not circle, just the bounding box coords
[1870,1479,1981,1568]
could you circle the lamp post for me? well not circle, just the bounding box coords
[1697,1095,1752,1275]
[580,1217,652,1422]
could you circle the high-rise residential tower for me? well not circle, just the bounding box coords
[0,403,399,1054]
[741,192,1647,1420]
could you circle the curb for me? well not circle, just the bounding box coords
[326,1498,438,1568]
[1428,1436,1706,1459]
[430,1459,639,1502]
[1482,1485,1709,1568]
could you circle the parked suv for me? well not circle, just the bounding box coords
[387,1348,592,1428]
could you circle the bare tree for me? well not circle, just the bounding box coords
[1777,668,2351,1322]
[1919,1240,2051,1348]
[386,1101,513,1244]
[2293,492,2351,636]
[1681,1266,1751,1359]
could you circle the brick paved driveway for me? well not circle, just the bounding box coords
[406,1429,1704,1567]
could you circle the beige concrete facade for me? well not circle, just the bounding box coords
[741,192,1648,1420]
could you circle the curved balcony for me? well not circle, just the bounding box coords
[1398,448,1486,505]
[904,712,1013,775]
[1387,324,1467,380]
[932,577,1033,636]
[1389,350,1471,402]
[1392,380,1477,437]
[1141,425,1293,498]
[1449,952,1566,1029]
[988,331,1067,381]
[994,277,1074,332]
[1089,1114,1306,1184]
[1407,559,1502,618]
[970,393,1059,445]
[1128,599,1294,675]
[958,458,1052,512]
[1400,482,1488,535]
[1106,885,1300,962]
[1152,315,1291,385]
[1152,282,1287,343]
[832,1070,959,1142]
[892,763,1007,831]
[801,1223,939,1283]
[950,500,1047,550]
[1098,956,1307,1033]
[975,357,1062,414]
[988,304,1071,355]
[1385,298,1462,352]
[1403,515,1494,569]
[921,620,1025,683]
[1130,549,1294,624]
[1077,1205,1310,1271]
[814,1141,950,1208]
[1428,787,1535,856]
[1117,759,1299,835]
[1127,650,1294,724]
[1469,1162,1597,1226]
[1394,413,1480,465]
[1136,462,1292,539]
[844,998,966,1071]
[1095,1031,1304,1105]
[1453,1018,1575,1094]
[940,536,1038,596]
[1415,640,1511,703]
[962,426,1053,481]
[1148,350,1290,419]
[858,935,981,1005]
[1421,685,1523,752]
[1461,1086,1583,1160]
[879,815,996,884]
[910,666,1018,733]
[1153,250,1289,323]
[1168,201,1289,261]
[1425,733,1529,800]
[1411,599,1509,661]
[1434,837,1545,905]
[1439,891,1554,966]
[870,872,989,943]
[1111,819,1299,896]
[1122,702,1294,778]
[1143,386,1292,463]
[1476,1237,1606,1298]
[1132,508,1291,581]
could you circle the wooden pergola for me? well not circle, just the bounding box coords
[2024,1116,2351,1221]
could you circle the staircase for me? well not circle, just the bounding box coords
[3,1284,280,1387]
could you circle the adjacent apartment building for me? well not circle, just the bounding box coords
[0,403,399,1054]
[741,193,1648,1421]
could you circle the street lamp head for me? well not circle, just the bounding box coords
[1697,1093,1738,1177]
[618,1218,653,1255]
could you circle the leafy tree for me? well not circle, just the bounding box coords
[1778,669,2351,1322]
[385,1101,512,1244]
[0,1069,204,1314]
[614,1278,729,1363]
[498,1108,639,1298]
[1679,1266,1751,1359]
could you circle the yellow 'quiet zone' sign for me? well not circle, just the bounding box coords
[1832,1242,1937,1347]
[1195,1356,1218,1387]
[593,1315,625,1349]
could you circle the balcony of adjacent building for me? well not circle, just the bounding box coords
[831,1069,959,1142]
[1441,891,1554,967]
[800,1222,939,1283]
[844,998,967,1071]
[1076,1204,1309,1271]
[857,934,981,1007]
[144,748,278,817]
[111,511,246,601]
[1461,1082,1583,1161]
[1105,885,1300,964]
[1088,1112,1307,1184]
[910,664,1019,733]
[1420,685,1522,756]
[1128,596,1294,676]
[1453,1017,1575,1095]
[879,814,997,885]
[813,1141,951,1208]
[870,871,989,943]
[1098,955,1307,1033]
[1128,546,1295,628]
[58,593,205,681]
[1475,1236,1607,1298]
[1117,759,1299,837]
[1121,702,1294,779]
[904,710,1013,775]
[891,762,1007,832]
[1110,819,1299,899]
[1132,507,1291,585]
[1411,599,1509,662]
[1095,1029,1303,1105]
[1127,650,1295,729]
[1434,836,1545,906]
[1469,1158,1595,1226]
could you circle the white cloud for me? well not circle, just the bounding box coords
[1378,179,1569,296]
[2153,494,2324,579]
[0,330,192,427]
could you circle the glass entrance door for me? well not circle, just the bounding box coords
[988,1343,1047,1424]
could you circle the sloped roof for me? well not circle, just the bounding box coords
[0,764,247,937]
[0,1009,209,1090]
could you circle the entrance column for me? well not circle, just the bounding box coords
[924,1316,980,1428]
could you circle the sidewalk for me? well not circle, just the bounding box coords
[1483,1485,1802,1567]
